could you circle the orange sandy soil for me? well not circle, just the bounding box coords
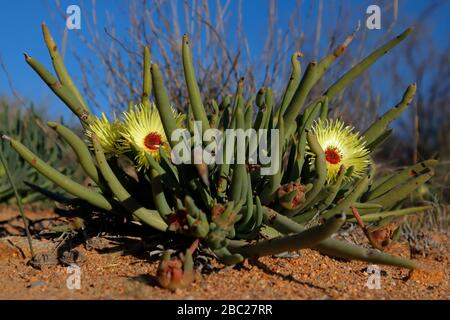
[0,206,448,300]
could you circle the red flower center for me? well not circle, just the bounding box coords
[144,132,162,150]
[325,147,342,164]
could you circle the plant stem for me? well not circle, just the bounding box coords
[0,147,34,257]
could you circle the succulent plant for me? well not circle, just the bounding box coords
[3,23,438,290]
[0,101,78,204]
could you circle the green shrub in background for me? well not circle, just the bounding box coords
[0,100,79,204]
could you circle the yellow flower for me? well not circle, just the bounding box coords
[86,112,123,158]
[119,103,183,170]
[308,119,370,183]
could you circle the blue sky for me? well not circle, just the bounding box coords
[0,0,449,124]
